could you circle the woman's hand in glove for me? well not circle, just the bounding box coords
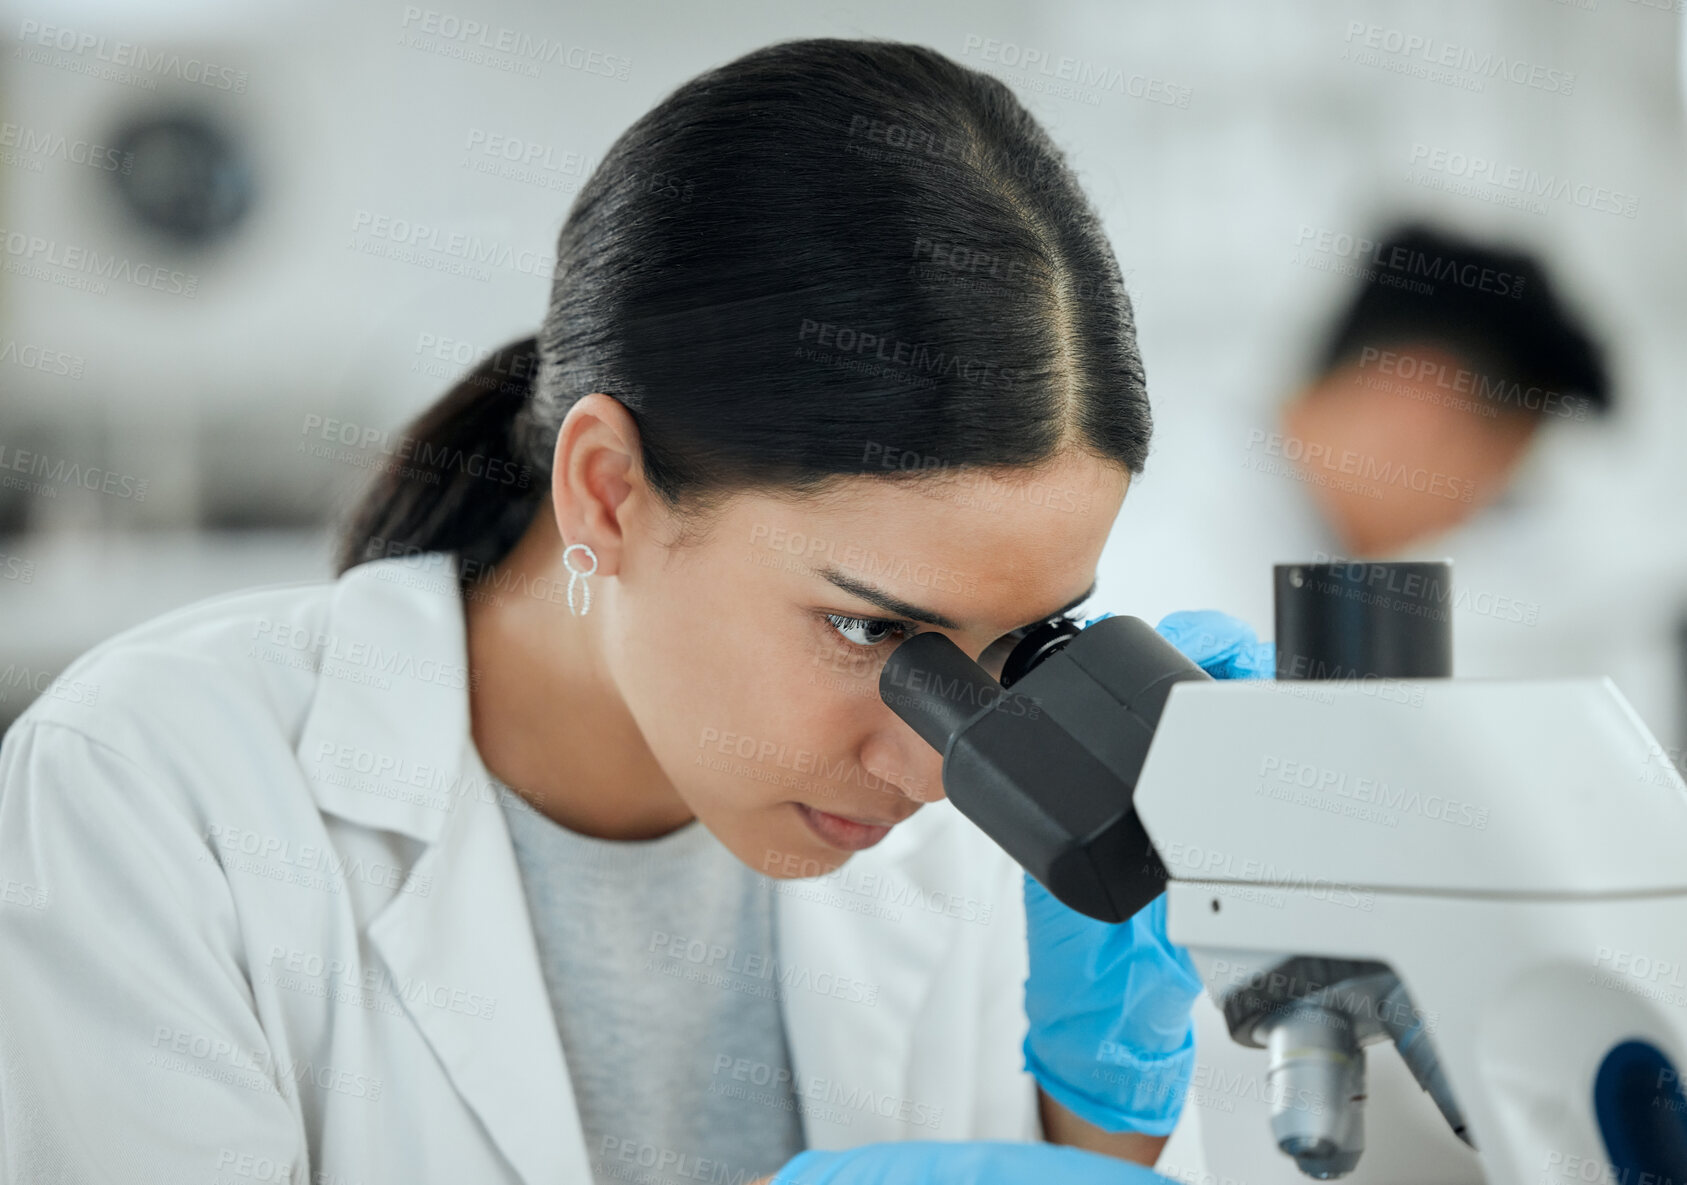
[760,1139,1180,1184]
[1021,610,1274,1136]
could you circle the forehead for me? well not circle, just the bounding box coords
[719,451,1129,630]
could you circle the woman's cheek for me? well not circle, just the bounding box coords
[800,632,887,705]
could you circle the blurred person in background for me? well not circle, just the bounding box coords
[1280,221,1610,562]
[1250,222,1685,748]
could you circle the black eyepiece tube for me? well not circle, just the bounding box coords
[1275,561,1452,680]
[877,632,1001,754]
[878,615,1209,922]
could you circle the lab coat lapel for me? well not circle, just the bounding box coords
[293,556,465,846]
[366,766,593,1184]
[294,556,593,1183]
[776,804,960,1149]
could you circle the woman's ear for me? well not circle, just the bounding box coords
[549,392,642,579]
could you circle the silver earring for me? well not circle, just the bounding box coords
[563,543,598,617]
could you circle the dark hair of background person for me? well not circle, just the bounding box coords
[333,37,1154,580]
[1310,221,1612,417]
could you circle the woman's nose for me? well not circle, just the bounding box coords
[862,734,946,804]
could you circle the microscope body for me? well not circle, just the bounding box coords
[1134,675,1687,1184]
[879,598,1687,1182]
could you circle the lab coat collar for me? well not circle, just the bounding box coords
[294,555,472,846]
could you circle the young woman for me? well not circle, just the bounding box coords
[0,37,1271,1185]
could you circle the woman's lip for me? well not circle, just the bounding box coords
[795,803,896,851]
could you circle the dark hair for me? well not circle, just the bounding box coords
[335,37,1152,577]
[1310,221,1611,417]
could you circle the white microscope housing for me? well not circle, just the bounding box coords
[1136,674,1687,1183]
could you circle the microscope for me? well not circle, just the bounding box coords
[878,560,1687,1184]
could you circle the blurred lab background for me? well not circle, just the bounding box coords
[2,2,1685,1181]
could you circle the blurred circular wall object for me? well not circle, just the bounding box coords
[107,111,254,249]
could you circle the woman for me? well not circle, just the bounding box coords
[0,38,1271,1185]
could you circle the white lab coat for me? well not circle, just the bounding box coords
[0,554,1042,1184]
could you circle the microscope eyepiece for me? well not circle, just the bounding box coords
[877,614,1208,922]
[1275,561,1452,680]
[999,615,1083,689]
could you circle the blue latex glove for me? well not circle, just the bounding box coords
[1150,609,1276,680]
[1022,609,1274,1135]
[770,1140,1177,1184]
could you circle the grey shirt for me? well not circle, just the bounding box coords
[496,783,806,1185]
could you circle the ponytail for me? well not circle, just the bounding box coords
[334,336,545,577]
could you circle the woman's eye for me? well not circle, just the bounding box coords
[825,614,916,648]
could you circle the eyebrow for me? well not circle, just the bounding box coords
[816,565,1098,633]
